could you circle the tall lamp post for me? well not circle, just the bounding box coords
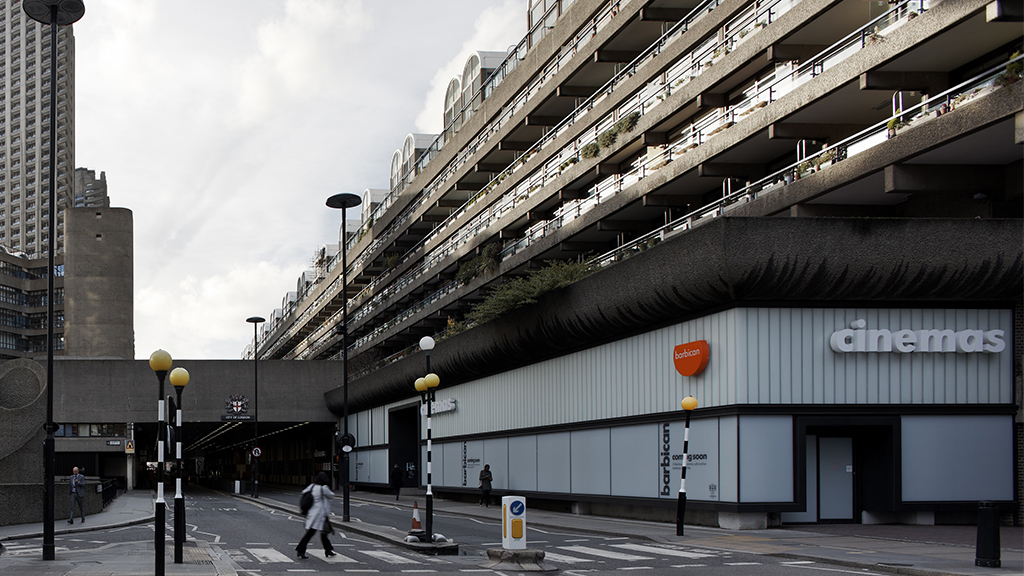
[149,350,174,576]
[22,0,86,561]
[326,192,361,522]
[416,335,439,542]
[676,396,698,536]
[246,316,265,498]
[170,367,190,564]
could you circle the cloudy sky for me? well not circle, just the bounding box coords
[72,0,525,360]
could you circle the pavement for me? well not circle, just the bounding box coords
[0,486,1019,576]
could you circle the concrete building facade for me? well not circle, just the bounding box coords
[252,0,1022,526]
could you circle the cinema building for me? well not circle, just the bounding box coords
[252,0,1023,526]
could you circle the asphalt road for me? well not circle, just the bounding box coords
[2,486,891,575]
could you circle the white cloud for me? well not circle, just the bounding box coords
[72,1,528,359]
[414,0,525,134]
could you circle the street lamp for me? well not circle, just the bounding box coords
[676,396,698,536]
[326,192,361,522]
[246,316,265,498]
[416,335,440,542]
[169,367,190,564]
[22,0,86,561]
[149,349,173,576]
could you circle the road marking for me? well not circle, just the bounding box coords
[786,565,882,575]
[361,550,420,564]
[670,565,707,568]
[610,543,715,559]
[619,567,654,570]
[320,551,360,563]
[565,538,590,542]
[542,552,595,564]
[400,571,437,573]
[781,561,816,564]
[725,562,762,565]
[559,545,652,560]
[246,547,295,563]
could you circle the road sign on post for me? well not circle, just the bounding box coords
[502,496,527,550]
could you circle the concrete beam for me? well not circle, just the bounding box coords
[767,44,827,63]
[596,163,619,177]
[455,181,484,191]
[598,220,649,232]
[769,122,862,143]
[560,241,607,253]
[696,92,728,108]
[642,194,701,207]
[1016,110,1024,144]
[698,163,765,179]
[528,210,556,222]
[859,71,949,94]
[557,85,600,98]
[640,7,690,21]
[526,115,562,127]
[883,164,1004,194]
[987,0,1023,21]
[643,132,669,146]
[498,140,534,151]
[475,163,505,173]
[420,214,448,223]
[595,50,642,63]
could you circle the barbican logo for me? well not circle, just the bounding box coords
[673,340,710,377]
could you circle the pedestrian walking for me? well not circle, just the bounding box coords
[296,472,336,559]
[390,464,403,501]
[478,464,493,507]
[68,466,86,524]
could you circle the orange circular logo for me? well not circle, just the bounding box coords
[673,341,709,377]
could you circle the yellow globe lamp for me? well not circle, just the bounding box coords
[169,367,190,390]
[149,349,172,373]
[424,373,440,389]
[681,396,698,411]
[414,377,427,392]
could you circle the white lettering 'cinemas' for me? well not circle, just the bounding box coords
[829,319,1005,354]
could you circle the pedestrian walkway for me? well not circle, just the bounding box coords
[1,487,1020,576]
[268,487,1021,576]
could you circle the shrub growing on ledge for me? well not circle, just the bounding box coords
[597,129,618,148]
[466,259,597,325]
[581,142,601,158]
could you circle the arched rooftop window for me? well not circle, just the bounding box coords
[390,150,402,191]
[444,76,462,142]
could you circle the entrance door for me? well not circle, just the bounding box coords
[818,437,853,521]
[387,406,419,487]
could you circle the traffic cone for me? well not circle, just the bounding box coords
[411,501,422,531]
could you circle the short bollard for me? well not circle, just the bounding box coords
[975,501,1000,567]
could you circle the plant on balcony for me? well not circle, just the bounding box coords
[465,259,597,325]
[455,242,503,285]
[995,52,1022,87]
[597,129,618,148]
[812,149,837,169]
[558,157,579,172]
[613,111,641,134]
[384,252,402,271]
[581,142,601,158]
[707,121,734,137]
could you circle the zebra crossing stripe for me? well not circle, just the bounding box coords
[320,551,359,563]
[610,543,715,558]
[245,547,295,563]
[558,545,653,561]
[542,551,595,563]
[361,550,420,564]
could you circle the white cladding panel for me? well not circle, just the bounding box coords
[374,308,1010,440]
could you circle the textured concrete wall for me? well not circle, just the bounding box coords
[330,217,1024,414]
[50,359,340,424]
[63,207,134,359]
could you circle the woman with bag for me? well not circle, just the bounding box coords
[296,472,336,559]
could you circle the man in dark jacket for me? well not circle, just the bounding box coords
[390,464,403,501]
